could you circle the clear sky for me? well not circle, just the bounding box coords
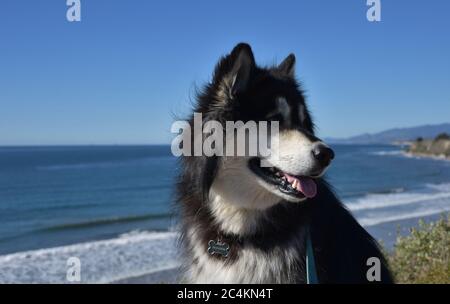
[1,0,449,145]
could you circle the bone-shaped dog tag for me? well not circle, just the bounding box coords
[207,240,230,258]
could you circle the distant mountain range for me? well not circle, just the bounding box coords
[326,123,450,144]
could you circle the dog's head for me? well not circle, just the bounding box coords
[192,43,334,210]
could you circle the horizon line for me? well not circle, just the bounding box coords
[0,143,172,148]
[2,122,449,147]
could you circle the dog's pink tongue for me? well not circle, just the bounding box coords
[284,174,317,198]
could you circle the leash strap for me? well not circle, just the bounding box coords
[306,230,319,284]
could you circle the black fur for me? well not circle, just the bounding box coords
[177,43,393,283]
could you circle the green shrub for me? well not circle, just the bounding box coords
[435,133,450,141]
[388,215,449,284]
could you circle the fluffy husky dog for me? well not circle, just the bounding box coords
[177,43,392,283]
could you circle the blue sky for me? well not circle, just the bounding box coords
[1,0,449,145]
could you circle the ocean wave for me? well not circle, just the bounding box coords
[35,157,169,171]
[347,182,450,226]
[425,182,450,192]
[369,187,405,195]
[371,150,450,163]
[41,213,174,232]
[0,231,179,284]
[346,191,450,211]
[370,150,404,156]
[358,208,450,227]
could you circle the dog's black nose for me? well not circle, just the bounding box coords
[312,144,335,167]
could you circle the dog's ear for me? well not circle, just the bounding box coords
[278,54,296,77]
[213,43,255,99]
[228,43,255,96]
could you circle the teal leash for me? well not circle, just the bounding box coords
[306,229,319,284]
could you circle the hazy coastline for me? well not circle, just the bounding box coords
[406,135,450,160]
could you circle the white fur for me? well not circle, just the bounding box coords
[184,225,304,284]
[211,157,282,211]
[266,130,316,176]
[209,191,267,235]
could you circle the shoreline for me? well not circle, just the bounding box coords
[111,212,448,284]
[405,137,450,161]
[404,151,450,161]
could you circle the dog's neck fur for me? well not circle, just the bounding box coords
[208,191,267,236]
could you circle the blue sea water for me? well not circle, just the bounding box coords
[0,145,449,283]
[0,145,177,255]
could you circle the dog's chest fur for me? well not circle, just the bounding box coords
[183,222,308,284]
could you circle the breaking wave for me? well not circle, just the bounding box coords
[41,213,174,232]
[370,150,404,156]
[0,231,179,284]
[346,183,450,226]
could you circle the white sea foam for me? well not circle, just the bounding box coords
[0,231,179,284]
[371,149,450,162]
[358,207,450,227]
[370,150,404,156]
[346,183,450,226]
[346,191,450,211]
[426,182,450,192]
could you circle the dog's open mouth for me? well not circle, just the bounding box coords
[248,158,317,199]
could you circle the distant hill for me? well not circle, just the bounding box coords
[326,123,450,144]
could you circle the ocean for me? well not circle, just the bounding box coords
[0,145,449,283]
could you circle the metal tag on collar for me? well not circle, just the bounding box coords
[207,240,230,258]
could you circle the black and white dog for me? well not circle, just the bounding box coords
[177,43,392,283]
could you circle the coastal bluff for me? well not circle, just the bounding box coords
[407,133,450,159]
